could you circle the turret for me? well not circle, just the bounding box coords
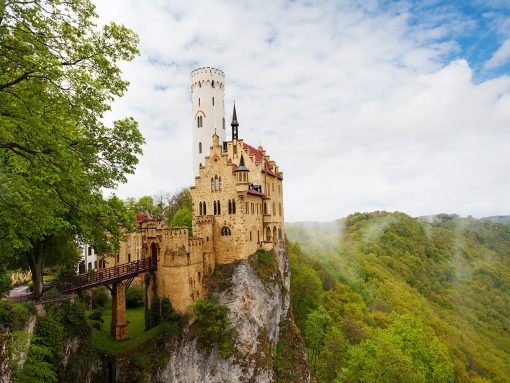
[190,67,226,177]
[235,154,249,193]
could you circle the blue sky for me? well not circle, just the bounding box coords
[96,0,510,221]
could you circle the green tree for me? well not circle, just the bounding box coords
[346,315,454,383]
[0,0,142,297]
[317,325,348,383]
[347,329,424,383]
[171,207,192,235]
[305,305,331,375]
[166,188,192,221]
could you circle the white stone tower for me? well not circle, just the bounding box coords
[190,67,226,178]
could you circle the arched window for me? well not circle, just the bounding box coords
[211,178,214,192]
[273,226,277,243]
[228,199,232,214]
[203,202,206,215]
[278,227,283,240]
[199,142,202,154]
[266,226,271,242]
[232,199,236,214]
[219,177,222,191]
[197,115,203,128]
[213,201,217,215]
[215,175,219,191]
[199,202,203,215]
[221,227,231,236]
[217,200,221,215]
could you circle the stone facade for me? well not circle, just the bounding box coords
[101,68,284,315]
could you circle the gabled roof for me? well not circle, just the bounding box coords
[243,143,264,162]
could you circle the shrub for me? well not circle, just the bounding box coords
[158,298,186,342]
[48,300,91,339]
[88,308,104,322]
[126,286,144,308]
[92,286,109,308]
[191,296,236,358]
[16,343,57,383]
[42,287,60,299]
[33,316,65,363]
[0,301,29,331]
[0,268,11,298]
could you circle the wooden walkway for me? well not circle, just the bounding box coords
[43,255,157,295]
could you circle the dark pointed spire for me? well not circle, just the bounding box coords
[231,103,239,141]
[234,154,249,172]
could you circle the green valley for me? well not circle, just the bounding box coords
[285,212,510,383]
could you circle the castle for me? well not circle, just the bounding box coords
[108,67,285,314]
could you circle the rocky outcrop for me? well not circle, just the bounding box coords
[159,244,311,383]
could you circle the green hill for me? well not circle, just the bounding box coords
[285,212,510,383]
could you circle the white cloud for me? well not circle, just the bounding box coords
[485,38,510,69]
[95,0,510,221]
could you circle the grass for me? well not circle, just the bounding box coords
[89,302,160,355]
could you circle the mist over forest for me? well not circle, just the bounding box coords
[284,212,510,383]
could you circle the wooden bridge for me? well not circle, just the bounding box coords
[44,255,157,294]
[43,255,157,341]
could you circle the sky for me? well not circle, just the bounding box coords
[94,0,510,222]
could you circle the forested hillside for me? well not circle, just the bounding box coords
[285,212,510,383]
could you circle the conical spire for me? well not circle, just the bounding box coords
[234,154,249,172]
[231,103,239,140]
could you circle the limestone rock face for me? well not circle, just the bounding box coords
[159,244,311,383]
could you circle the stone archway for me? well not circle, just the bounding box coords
[266,226,271,242]
[273,226,277,243]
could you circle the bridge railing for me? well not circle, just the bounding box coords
[44,255,157,294]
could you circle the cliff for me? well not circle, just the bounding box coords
[159,243,311,383]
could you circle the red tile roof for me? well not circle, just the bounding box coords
[243,143,264,162]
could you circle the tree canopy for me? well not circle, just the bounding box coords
[0,0,143,297]
[286,212,510,383]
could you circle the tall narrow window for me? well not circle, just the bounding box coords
[232,200,236,214]
[198,98,201,106]
[197,115,203,128]
[203,202,206,215]
[212,97,215,106]
[215,175,219,191]
[214,201,217,215]
[222,117,225,130]
[219,177,222,191]
[199,142,202,154]
[211,178,214,192]
[199,202,202,215]
[212,80,215,88]
[217,200,221,215]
